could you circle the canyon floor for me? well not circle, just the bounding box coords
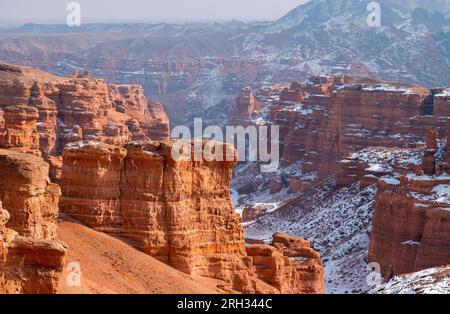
[56,215,223,294]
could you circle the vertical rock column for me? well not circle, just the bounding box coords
[0,105,41,156]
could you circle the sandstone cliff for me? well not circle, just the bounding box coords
[59,140,324,293]
[333,128,450,280]
[249,76,450,194]
[0,105,40,156]
[0,149,66,293]
[367,133,450,279]
[0,62,170,180]
[247,232,324,294]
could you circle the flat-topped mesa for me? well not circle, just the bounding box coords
[0,105,41,156]
[60,140,325,293]
[0,150,66,294]
[60,140,246,277]
[331,82,431,156]
[0,61,170,168]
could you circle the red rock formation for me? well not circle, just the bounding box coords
[254,77,449,186]
[59,140,324,293]
[368,175,450,279]
[368,129,450,279]
[433,88,450,117]
[0,105,40,156]
[247,232,324,294]
[0,149,60,239]
[228,87,260,126]
[0,149,66,294]
[0,61,170,180]
[423,129,438,175]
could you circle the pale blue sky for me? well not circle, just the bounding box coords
[0,0,309,24]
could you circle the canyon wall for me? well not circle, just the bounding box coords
[247,232,324,294]
[250,76,450,192]
[59,140,324,293]
[0,62,169,180]
[332,127,450,280]
[0,149,66,293]
[0,105,40,156]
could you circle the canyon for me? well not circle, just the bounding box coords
[58,140,325,294]
[0,61,169,181]
[0,0,449,126]
[0,148,66,293]
[0,62,325,294]
[234,74,450,293]
[0,6,449,292]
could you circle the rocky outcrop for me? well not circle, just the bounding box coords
[0,149,66,294]
[368,174,450,279]
[367,129,450,279]
[423,129,438,175]
[0,62,170,180]
[0,149,60,239]
[59,140,324,293]
[0,105,40,156]
[247,232,324,294]
[228,87,259,126]
[253,77,450,188]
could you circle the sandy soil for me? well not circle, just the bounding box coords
[56,216,223,294]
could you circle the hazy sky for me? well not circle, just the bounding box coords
[0,0,309,24]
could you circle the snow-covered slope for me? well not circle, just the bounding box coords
[370,266,450,294]
[241,0,450,87]
[244,179,378,294]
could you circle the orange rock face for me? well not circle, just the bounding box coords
[255,77,449,187]
[0,149,66,294]
[247,232,324,294]
[59,140,324,293]
[0,105,40,156]
[0,149,60,239]
[364,129,450,279]
[0,62,170,180]
[368,175,450,279]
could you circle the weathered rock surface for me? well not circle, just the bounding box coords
[0,62,170,180]
[252,77,450,188]
[59,140,324,293]
[0,149,66,294]
[0,149,60,239]
[368,174,450,279]
[340,130,450,280]
[0,105,40,156]
[247,232,324,294]
[228,87,260,126]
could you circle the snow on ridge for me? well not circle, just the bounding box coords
[370,266,450,294]
[362,84,414,95]
[435,88,450,97]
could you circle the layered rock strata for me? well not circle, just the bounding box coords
[59,140,324,293]
[0,105,40,156]
[251,77,450,191]
[246,232,324,294]
[0,149,60,239]
[0,149,66,294]
[0,62,170,180]
[337,129,450,280]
